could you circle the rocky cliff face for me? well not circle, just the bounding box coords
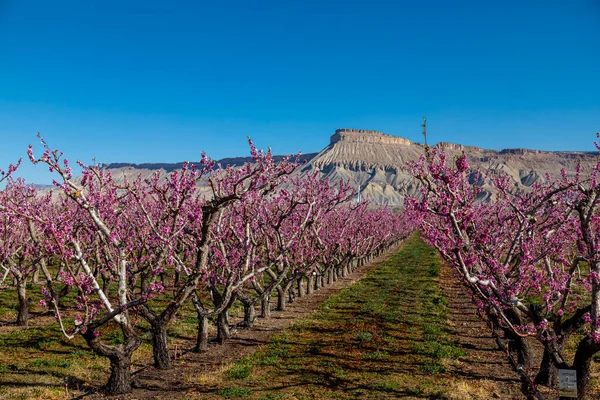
[300,129,598,206]
[89,128,597,207]
[330,128,413,146]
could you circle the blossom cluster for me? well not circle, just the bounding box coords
[407,139,600,397]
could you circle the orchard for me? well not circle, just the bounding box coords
[3,131,600,399]
[407,132,600,399]
[0,135,410,395]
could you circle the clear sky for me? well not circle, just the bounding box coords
[1,0,599,184]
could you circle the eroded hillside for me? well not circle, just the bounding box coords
[75,129,597,207]
[301,129,597,205]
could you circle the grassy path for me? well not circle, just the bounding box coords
[3,235,517,400]
[197,234,467,399]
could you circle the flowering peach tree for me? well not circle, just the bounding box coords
[407,138,600,399]
[1,134,412,395]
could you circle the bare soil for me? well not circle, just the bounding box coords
[88,248,402,399]
[440,263,525,399]
[87,241,542,399]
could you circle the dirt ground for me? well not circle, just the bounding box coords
[82,242,543,400]
[88,248,405,399]
[440,263,525,399]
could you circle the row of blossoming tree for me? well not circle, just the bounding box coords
[407,134,600,399]
[0,135,412,395]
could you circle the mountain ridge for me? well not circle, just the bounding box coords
[105,153,320,172]
[89,128,599,206]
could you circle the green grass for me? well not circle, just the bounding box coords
[0,275,207,399]
[217,387,254,398]
[5,234,558,399]
[198,234,467,399]
[226,359,254,380]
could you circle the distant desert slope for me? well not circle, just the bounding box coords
[300,129,597,205]
[94,128,597,207]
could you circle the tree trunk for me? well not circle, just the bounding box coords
[573,338,598,399]
[276,285,286,311]
[216,311,230,345]
[83,323,140,396]
[32,267,40,284]
[535,346,560,387]
[505,309,533,367]
[194,313,209,353]
[297,277,304,297]
[191,291,210,353]
[243,302,256,327]
[102,274,110,295]
[307,275,314,295]
[151,322,171,370]
[327,269,333,285]
[224,309,230,327]
[261,293,271,318]
[16,278,29,326]
[105,353,133,395]
[513,333,533,367]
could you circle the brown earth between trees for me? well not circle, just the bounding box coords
[440,262,526,399]
[83,243,554,399]
[86,246,404,399]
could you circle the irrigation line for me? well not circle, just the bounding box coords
[484,318,546,400]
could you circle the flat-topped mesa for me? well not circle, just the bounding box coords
[499,148,550,156]
[437,142,484,153]
[330,128,412,146]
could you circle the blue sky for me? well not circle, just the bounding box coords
[1,0,599,183]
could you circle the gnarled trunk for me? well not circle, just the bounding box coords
[243,302,256,327]
[83,323,140,395]
[261,293,271,318]
[276,285,286,311]
[513,333,533,367]
[236,291,257,328]
[297,277,304,297]
[276,281,294,311]
[105,353,133,395]
[535,346,560,387]
[216,310,230,345]
[505,309,533,368]
[306,275,314,295]
[341,264,348,277]
[327,268,333,285]
[191,291,210,353]
[16,278,28,326]
[151,322,171,370]
[194,313,209,353]
[573,337,599,399]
